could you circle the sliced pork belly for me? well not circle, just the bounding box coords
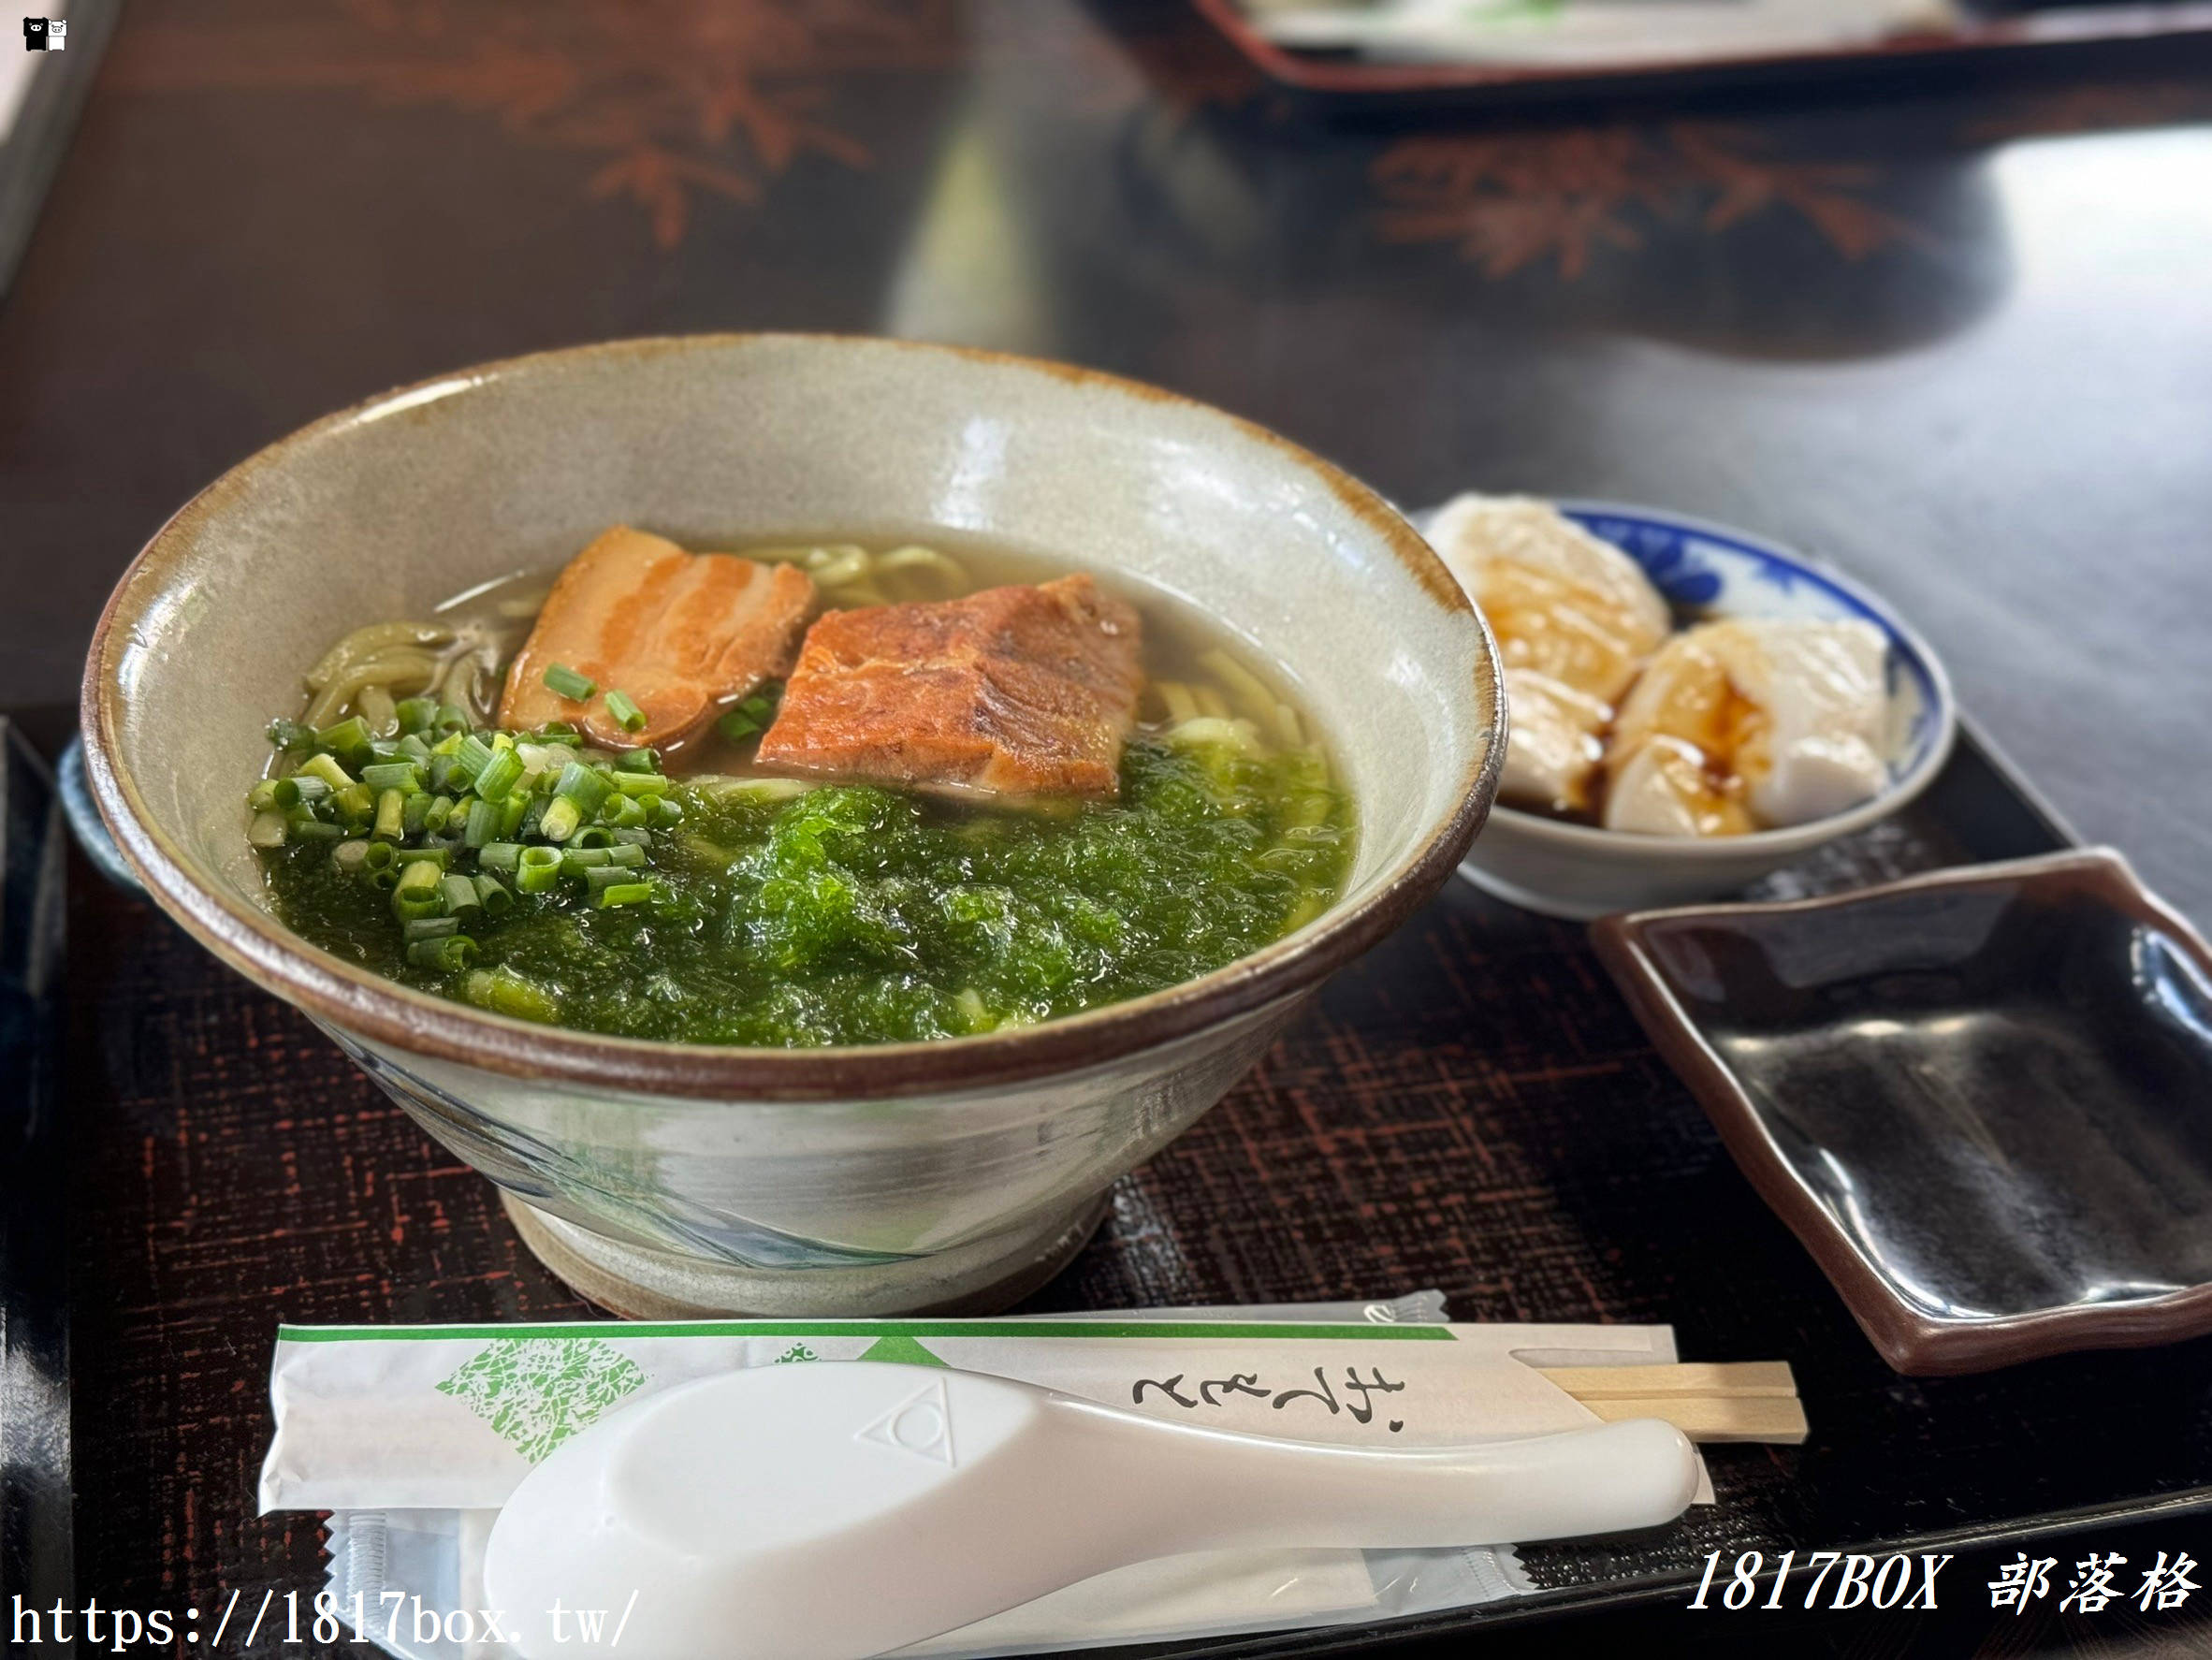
[1603,618,1890,835]
[755,575,1144,797]
[1429,494,1670,815]
[500,527,817,750]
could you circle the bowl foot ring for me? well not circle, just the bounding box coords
[501,1188,1112,1320]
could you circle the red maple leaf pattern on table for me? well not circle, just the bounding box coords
[1372,123,1923,278]
[335,0,962,247]
[108,0,961,250]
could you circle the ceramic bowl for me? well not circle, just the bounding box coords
[82,334,1504,1318]
[1442,501,1956,921]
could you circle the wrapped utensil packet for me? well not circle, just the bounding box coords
[261,1296,1701,1658]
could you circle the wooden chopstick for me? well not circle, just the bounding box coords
[1536,1361,1797,1400]
[1567,1394,1810,1444]
[1535,1361,1807,1445]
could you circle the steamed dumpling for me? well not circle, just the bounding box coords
[1429,494,1670,815]
[1603,618,1890,836]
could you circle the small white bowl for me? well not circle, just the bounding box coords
[1435,500,1957,921]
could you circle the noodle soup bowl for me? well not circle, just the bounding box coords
[83,335,1504,1317]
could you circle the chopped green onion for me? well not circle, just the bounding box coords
[290,776,332,805]
[406,935,477,972]
[367,865,400,891]
[289,820,344,842]
[393,860,444,922]
[473,749,526,803]
[423,794,457,834]
[403,916,459,942]
[362,840,398,871]
[560,846,610,873]
[592,880,656,909]
[498,793,531,839]
[248,809,288,849]
[372,789,407,842]
[462,797,501,849]
[615,747,661,775]
[332,838,372,873]
[584,866,638,895]
[396,733,434,765]
[716,710,760,742]
[298,753,355,791]
[611,827,653,847]
[740,692,774,718]
[604,843,648,868]
[647,795,684,827]
[552,761,610,814]
[266,717,316,757]
[611,770,670,797]
[247,779,284,812]
[433,702,471,736]
[439,874,482,920]
[543,663,597,701]
[537,796,583,843]
[401,791,432,837]
[600,795,648,830]
[395,696,440,734]
[360,761,423,793]
[516,845,562,893]
[474,875,515,918]
[391,845,450,867]
[463,968,559,1023]
[573,825,618,849]
[478,842,523,874]
[534,721,582,742]
[317,715,373,759]
[604,690,648,734]
[448,735,496,787]
[333,783,376,823]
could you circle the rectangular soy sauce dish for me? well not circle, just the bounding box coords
[1594,849,2212,1375]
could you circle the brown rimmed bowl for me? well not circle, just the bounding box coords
[1595,849,2212,1375]
[82,334,1505,1318]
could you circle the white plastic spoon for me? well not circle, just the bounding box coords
[485,1361,1698,1660]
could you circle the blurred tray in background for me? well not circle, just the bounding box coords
[1191,0,2212,109]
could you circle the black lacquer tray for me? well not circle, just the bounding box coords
[0,721,71,1623]
[56,712,2212,1657]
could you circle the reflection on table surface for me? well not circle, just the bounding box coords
[5,1,2206,920]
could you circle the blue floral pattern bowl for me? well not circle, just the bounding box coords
[1443,499,1957,920]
